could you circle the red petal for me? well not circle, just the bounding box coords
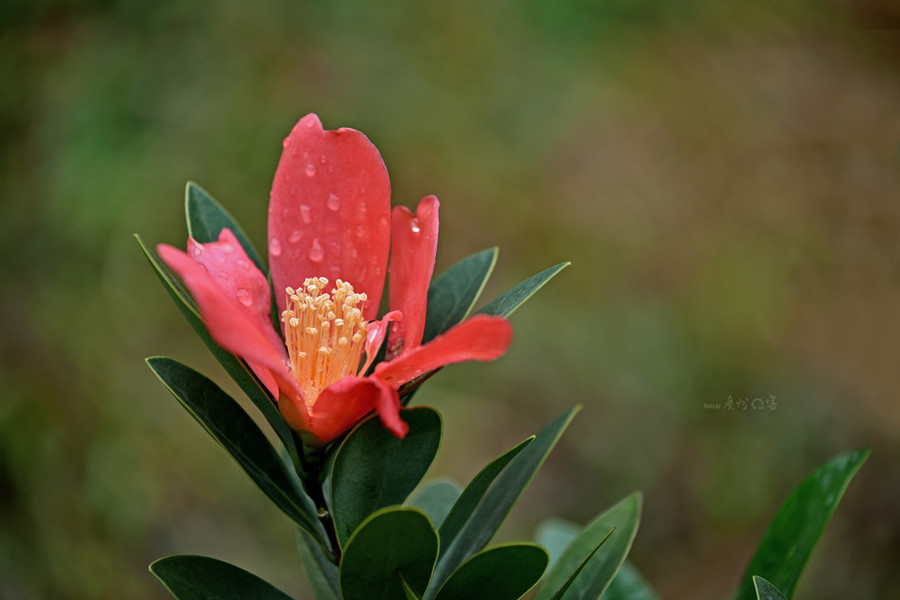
[158,238,291,399]
[360,310,402,376]
[268,114,391,322]
[305,376,407,444]
[374,315,512,388]
[387,195,439,357]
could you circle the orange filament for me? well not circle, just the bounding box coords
[282,277,368,408]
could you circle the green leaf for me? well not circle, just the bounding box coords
[147,357,325,546]
[753,576,788,600]
[136,234,299,469]
[437,437,534,557]
[534,518,581,570]
[423,248,497,344]
[331,407,442,547]
[401,575,424,600]
[434,544,548,600]
[733,449,869,600]
[184,181,265,272]
[339,507,439,600]
[297,529,340,600]
[535,492,642,600]
[477,262,570,318]
[425,406,580,600]
[150,555,293,600]
[604,562,661,600]
[408,479,462,529]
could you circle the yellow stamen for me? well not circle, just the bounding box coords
[282,277,369,408]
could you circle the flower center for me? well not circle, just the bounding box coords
[281,277,368,408]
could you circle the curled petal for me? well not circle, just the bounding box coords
[387,195,439,357]
[268,113,391,321]
[374,315,512,388]
[360,310,402,376]
[305,376,407,444]
[157,239,293,400]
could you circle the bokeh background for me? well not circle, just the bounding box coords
[2,1,900,598]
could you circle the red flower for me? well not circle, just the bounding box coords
[158,114,511,445]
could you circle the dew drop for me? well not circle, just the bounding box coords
[191,245,203,257]
[327,193,341,211]
[222,243,235,253]
[309,238,324,263]
[270,238,282,256]
[351,247,359,259]
[237,259,251,271]
[355,225,365,237]
[359,186,366,194]
[319,154,328,164]
[282,137,291,148]
[236,288,253,307]
[218,271,229,280]
[289,230,303,243]
[305,163,316,177]
[306,119,315,128]
[300,204,312,224]
[411,218,421,233]
[379,214,390,225]
[290,147,297,157]
[290,185,297,196]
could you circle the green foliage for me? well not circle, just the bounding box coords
[478,262,570,318]
[733,449,870,600]
[297,529,340,600]
[425,406,580,599]
[423,248,497,343]
[753,576,788,600]
[330,407,443,548]
[604,562,661,600]
[339,507,439,600]
[184,181,266,272]
[535,493,642,600]
[407,479,463,529]
[146,357,325,547]
[150,555,293,600]
[433,544,549,600]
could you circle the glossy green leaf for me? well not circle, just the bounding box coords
[753,576,788,600]
[425,406,580,600]
[733,449,869,600]
[604,562,661,600]
[150,555,292,600]
[147,357,325,546]
[534,518,581,570]
[437,437,534,557]
[422,247,497,344]
[136,234,299,468]
[339,507,439,600]
[331,407,442,547]
[477,262,570,318]
[185,181,265,272]
[408,479,462,529]
[401,575,424,600]
[297,529,339,600]
[434,543,548,600]
[535,492,642,600]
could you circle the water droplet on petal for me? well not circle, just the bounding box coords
[355,225,365,237]
[300,204,312,224]
[411,218,421,233]
[305,119,315,128]
[359,186,366,194]
[270,238,282,256]
[236,288,253,306]
[218,271,229,280]
[191,245,203,257]
[309,238,324,263]
[237,259,251,271]
[351,247,359,259]
[319,154,328,164]
[282,137,291,148]
[305,164,316,177]
[379,214,389,225]
[222,243,235,253]
[327,193,341,211]
[289,230,303,243]
[290,147,297,157]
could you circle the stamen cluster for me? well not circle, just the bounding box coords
[282,277,368,407]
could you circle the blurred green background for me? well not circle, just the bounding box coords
[2,1,900,598]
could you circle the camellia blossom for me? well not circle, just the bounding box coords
[158,114,512,445]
